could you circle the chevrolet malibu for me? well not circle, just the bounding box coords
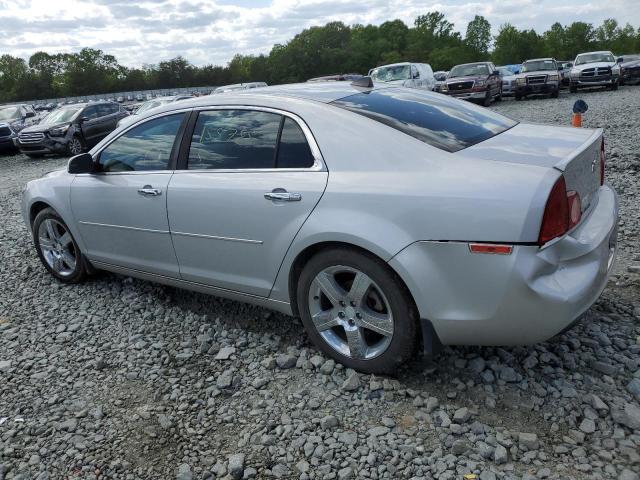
[22,81,618,374]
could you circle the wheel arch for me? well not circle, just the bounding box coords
[286,240,419,321]
[29,200,52,227]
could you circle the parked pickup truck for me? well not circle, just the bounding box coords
[441,62,502,106]
[514,58,561,100]
[569,51,621,92]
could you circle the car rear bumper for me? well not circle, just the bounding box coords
[389,185,618,346]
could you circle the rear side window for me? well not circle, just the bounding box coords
[98,113,185,172]
[187,110,315,170]
[331,89,517,152]
[276,118,314,168]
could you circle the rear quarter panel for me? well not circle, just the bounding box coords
[269,103,558,302]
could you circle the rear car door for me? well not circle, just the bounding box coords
[71,113,188,277]
[167,107,328,297]
[79,105,102,145]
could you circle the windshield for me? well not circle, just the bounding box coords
[497,68,513,77]
[370,65,411,82]
[433,72,447,81]
[332,88,517,153]
[621,54,640,62]
[449,64,489,78]
[521,60,557,72]
[575,53,615,65]
[41,108,81,125]
[0,107,19,121]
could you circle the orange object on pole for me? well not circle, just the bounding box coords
[571,112,582,127]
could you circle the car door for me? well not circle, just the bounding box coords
[96,103,118,138]
[167,107,328,297]
[71,112,188,277]
[79,105,103,145]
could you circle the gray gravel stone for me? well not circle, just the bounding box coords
[227,453,244,480]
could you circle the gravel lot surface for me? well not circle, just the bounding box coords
[1,87,639,480]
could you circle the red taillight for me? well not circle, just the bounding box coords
[600,137,605,186]
[538,176,581,245]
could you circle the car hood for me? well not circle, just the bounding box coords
[455,122,597,170]
[518,69,557,77]
[621,59,640,68]
[20,122,67,134]
[572,61,616,71]
[501,75,516,81]
[446,75,485,83]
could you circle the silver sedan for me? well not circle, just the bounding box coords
[22,81,618,373]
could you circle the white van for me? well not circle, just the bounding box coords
[368,62,436,91]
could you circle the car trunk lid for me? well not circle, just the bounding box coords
[456,122,603,215]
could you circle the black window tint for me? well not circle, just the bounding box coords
[331,89,517,153]
[97,104,112,117]
[98,113,184,172]
[277,118,314,168]
[188,110,281,170]
[83,106,99,120]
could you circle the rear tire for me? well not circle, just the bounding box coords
[297,247,417,374]
[32,208,87,284]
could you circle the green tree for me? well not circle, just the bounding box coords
[465,15,492,56]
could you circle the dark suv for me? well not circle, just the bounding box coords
[0,104,38,153]
[441,62,502,106]
[17,102,128,158]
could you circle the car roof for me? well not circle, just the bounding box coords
[452,62,491,67]
[577,51,613,55]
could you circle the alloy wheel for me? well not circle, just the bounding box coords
[69,138,82,155]
[307,265,394,360]
[38,219,77,277]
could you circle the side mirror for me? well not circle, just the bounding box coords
[80,116,89,123]
[25,111,35,118]
[68,153,96,174]
[616,57,623,63]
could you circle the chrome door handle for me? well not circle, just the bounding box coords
[138,185,162,196]
[264,190,302,202]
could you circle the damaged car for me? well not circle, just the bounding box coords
[21,82,618,373]
[0,104,38,153]
[17,102,128,158]
[619,54,640,85]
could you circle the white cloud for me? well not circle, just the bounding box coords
[0,0,637,66]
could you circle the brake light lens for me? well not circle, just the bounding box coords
[600,137,605,185]
[538,176,582,245]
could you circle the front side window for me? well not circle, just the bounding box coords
[83,106,99,120]
[98,113,185,172]
[332,89,517,153]
[188,110,281,170]
[97,104,113,117]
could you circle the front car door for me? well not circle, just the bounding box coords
[71,112,188,277]
[167,107,328,297]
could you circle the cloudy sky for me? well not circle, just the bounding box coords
[0,0,637,67]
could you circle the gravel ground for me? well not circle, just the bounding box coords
[0,86,639,480]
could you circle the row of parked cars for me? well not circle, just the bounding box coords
[366,50,640,105]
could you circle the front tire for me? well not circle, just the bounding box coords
[33,208,87,284]
[66,135,84,156]
[297,247,417,374]
[611,80,619,91]
[569,85,578,93]
[551,88,559,99]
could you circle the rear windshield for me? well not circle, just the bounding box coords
[331,89,517,153]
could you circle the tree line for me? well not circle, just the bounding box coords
[1,13,639,103]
